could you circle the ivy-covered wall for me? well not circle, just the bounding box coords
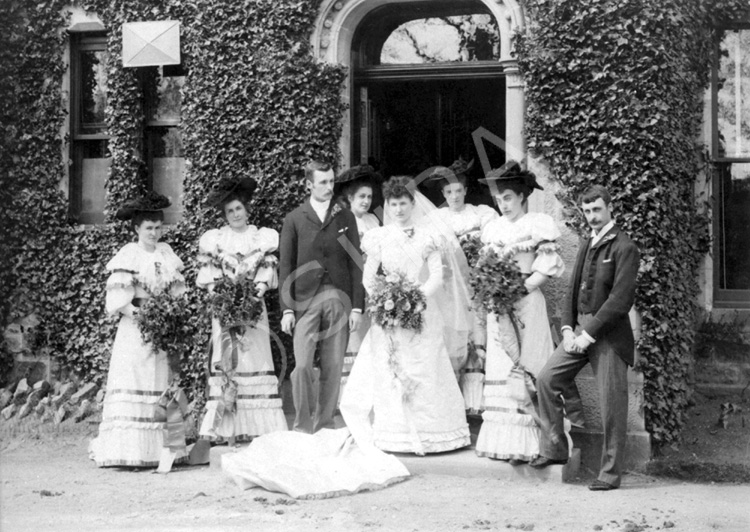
[516,0,749,447]
[0,0,346,402]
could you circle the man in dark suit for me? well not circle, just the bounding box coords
[279,160,364,433]
[530,185,639,491]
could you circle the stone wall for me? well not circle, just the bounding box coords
[692,310,750,393]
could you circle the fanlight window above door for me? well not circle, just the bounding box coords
[381,15,500,64]
[352,1,502,68]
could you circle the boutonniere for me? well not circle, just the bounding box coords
[330,203,343,218]
[603,234,616,243]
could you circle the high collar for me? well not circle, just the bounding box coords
[590,221,616,247]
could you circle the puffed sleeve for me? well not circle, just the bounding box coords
[530,213,565,278]
[254,227,279,289]
[196,229,222,289]
[105,244,138,315]
[361,229,382,294]
[476,204,500,230]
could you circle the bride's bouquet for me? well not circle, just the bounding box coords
[368,271,426,334]
[208,276,264,332]
[469,246,528,317]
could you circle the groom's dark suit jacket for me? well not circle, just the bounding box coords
[279,199,364,317]
[562,225,639,365]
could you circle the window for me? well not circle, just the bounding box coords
[144,67,185,224]
[381,15,500,64]
[69,32,110,224]
[353,1,502,69]
[712,26,750,307]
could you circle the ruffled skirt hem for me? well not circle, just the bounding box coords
[199,406,288,440]
[475,418,540,461]
[89,426,188,468]
[374,427,471,454]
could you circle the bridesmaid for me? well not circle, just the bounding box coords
[427,158,499,412]
[197,177,288,443]
[90,193,188,467]
[334,165,381,400]
[474,163,565,465]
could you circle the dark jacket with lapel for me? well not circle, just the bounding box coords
[562,225,640,365]
[278,199,364,317]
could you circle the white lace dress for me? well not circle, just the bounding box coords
[340,224,471,454]
[475,212,565,461]
[89,242,188,467]
[196,225,288,442]
[436,204,499,412]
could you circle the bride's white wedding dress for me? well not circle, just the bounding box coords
[222,192,470,499]
[340,223,471,455]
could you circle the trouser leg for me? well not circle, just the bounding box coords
[314,290,349,432]
[291,307,322,434]
[537,343,589,460]
[589,341,628,487]
[561,379,586,427]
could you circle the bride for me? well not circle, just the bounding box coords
[340,175,471,455]
[222,176,471,498]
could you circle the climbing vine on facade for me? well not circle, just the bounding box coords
[516,0,749,447]
[0,0,346,400]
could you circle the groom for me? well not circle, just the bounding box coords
[531,185,639,491]
[279,160,364,434]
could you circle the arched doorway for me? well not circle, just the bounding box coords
[312,0,526,204]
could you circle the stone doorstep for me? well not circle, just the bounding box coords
[209,443,580,483]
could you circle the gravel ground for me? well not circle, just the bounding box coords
[1,420,749,532]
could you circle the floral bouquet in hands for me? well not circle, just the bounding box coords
[208,276,264,332]
[368,270,426,334]
[469,246,528,317]
[135,289,191,375]
[459,233,483,269]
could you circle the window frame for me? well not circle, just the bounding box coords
[68,31,110,224]
[711,22,750,308]
[141,65,186,224]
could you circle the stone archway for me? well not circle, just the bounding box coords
[310,0,527,167]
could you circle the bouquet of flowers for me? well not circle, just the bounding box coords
[469,246,528,317]
[208,276,264,332]
[135,289,191,375]
[368,270,426,333]
[459,233,483,269]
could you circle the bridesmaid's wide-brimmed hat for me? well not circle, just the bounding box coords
[115,191,171,220]
[335,164,381,184]
[207,177,258,208]
[425,157,475,187]
[479,161,543,193]
[335,165,382,195]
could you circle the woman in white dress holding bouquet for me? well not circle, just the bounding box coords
[90,193,188,467]
[197,177,287,443]
[473,163,566,465]
[340,176,471,455]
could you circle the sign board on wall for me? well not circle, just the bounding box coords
[122,21,180,67]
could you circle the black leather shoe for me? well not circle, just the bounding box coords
[529,456,568,469]
[588,479,618,491]
[508,459,526,466]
